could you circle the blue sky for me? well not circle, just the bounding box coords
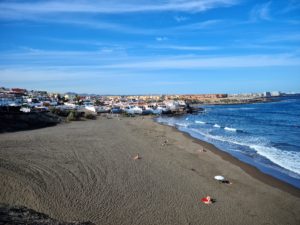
[0,0,300,94]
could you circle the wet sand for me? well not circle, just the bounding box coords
[0,116,299,225]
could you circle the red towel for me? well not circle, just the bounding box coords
[201,197,209,203]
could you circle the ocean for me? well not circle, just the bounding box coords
[156,96,300,188]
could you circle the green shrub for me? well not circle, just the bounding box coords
[50,107,56,114]
[51,108,69,117]
[85,113,97,120]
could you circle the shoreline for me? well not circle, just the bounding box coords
[162,122,300,197]
[155,95,300,194]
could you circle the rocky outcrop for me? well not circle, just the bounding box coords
[0,111,61,133]
[0,204,95,225]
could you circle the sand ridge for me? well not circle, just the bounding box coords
[0,116,300,225]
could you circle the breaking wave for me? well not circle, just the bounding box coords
[213,124,221,128]
[249,144,300,177]
[187,128,300,178]
[224,127,237,132]
[156,96,300,186]
[195,120,206,124]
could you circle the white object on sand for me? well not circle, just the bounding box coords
[133,154,141,160]
[214,175,225,181]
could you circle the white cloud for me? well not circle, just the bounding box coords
[0,67,136,83]
[284,20,300,25]
[1,51,299,93]
[0,0,239,17]
[101,54,300,69]
[55,18,221,34]
[0,48,130,68]
[281,0,300,14]
[0,1,227,35]
[260,33,300,43]
[174,15,188,22]
[174,19,222,30]
[152,81,194,86]
[150,45,219,51]
[0,68,74,82]
[2,48,300,70]
[156,37,168,42]
[250,2,272,22]
[44,18,157,35]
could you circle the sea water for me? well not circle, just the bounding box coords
[156,96,300,188]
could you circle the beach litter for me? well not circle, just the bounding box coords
[214,175,232,184]
[161,139,169,147]
[197,147,206,153]
[214,175,225,181]
[133,154,141,160]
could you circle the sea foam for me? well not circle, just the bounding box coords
[249,145,300,177]
[156,97,300,186]
[213,124,221,128]
[195,120,206,124]
[190,128,300,177]
[224,127,237,132]
[175,122,188,127]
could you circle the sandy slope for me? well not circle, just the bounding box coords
[0,116,299,225]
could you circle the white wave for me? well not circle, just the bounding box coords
[175,122,188,127]
[245,108,255,110]
[249,145,300,177]
[224,127,237,132]
[185,118,189,121]
[213,124,221,128]
[224,108,240,111]
[159,118,300,177]
[195,120,206,124]
[225,107,255,111]
[189,128,244,147]
[239,107,255,110]
[188,128,300,177]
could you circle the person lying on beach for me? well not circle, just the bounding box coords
[201,196,213,204]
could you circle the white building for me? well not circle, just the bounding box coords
[263,92,271,97]
[270,91,281,97]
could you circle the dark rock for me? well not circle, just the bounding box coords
[0,111,61,133]
[0,203,95,225]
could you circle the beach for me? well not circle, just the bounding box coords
[0,116,299,225]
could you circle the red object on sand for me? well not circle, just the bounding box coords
[201,197,211,204]
[201,197,208,202]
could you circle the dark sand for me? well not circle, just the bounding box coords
[0,116,299,225]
